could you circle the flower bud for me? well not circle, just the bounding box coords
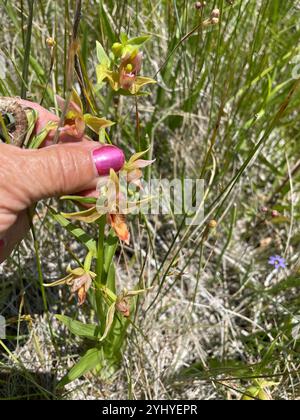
[112,42,123,58]
[195,1,206,9]
[271,210,280,218]
[46,37,56,48]
[211,8,220,18]
[116,298,130,318]
[208,220,218,229]
[211,17,219,25]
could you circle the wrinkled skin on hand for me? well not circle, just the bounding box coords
[0,99,101,262]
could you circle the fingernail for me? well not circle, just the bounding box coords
[92,145,125,176]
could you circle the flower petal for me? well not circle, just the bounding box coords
[75,116,85,138]
[77,286,87,306]
[129,76,156,94]
[71,89,83,113]
[134,158,155,168]
[84,114,115,133]
[109,214,130,244]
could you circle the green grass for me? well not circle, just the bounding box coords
[0,0,300,400]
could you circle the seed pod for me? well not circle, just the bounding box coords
[195,2,206,9]
[112,42,123,58]
[208,220,218,229]
[211,17,219,25]
[46,37,56,48]
[271,210,280,218]
[211,8,220,18]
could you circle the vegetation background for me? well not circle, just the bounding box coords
[0,0,300,400]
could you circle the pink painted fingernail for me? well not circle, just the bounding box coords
[92,145,125,176]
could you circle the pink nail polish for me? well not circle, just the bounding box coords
[92,145,125,176]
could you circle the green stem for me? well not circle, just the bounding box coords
[97,215,106,285]
[29,208,60,358]
[95,215,106,327]
[21,0,34,99]
[29,210,47,311]
[0,113,11,144]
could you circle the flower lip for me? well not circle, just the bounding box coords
[93,145,125,176]
[119,52,143,90]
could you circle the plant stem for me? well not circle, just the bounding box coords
[97,215,106,285]
[96,215,106,327]
[21,0,34,99]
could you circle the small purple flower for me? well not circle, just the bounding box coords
[268,255,286,270]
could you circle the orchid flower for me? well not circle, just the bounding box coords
[44,265,96,306]
[119,52,143,90]
[96,37,156,95]
[56,89,114,139]
[61,150,154,245]
[123,149,155,188]
[61,169,130,244]
[115,287,154,318]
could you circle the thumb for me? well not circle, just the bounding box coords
[7,142,125,207]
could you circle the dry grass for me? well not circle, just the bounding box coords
[1,0,300,400]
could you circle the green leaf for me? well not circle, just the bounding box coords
[58,347,102,387]
[270,216,290,224]
[127,35,151,46]
[99,2,116,44]
[60,195,97,205]
[99,285,117,303]
[28,121,57,149]
[55,315,101,340]
[96,40,110,67]
[267,276,300,295]
[99,128,106,144]
[120,32,128,45]
[104,231,118,274]
[100,302,116,342]
[61,207,102,224]
[24,109,38,147]
[49,210,97,254]
[107,263,116,293]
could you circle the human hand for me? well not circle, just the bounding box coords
[0,99,124,262]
